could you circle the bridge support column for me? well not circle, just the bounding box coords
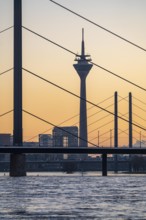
[102,154,107,176]
[10,0,26,177]
[114,92,118,173]
[129,92,132,173]
[10,154,26,177]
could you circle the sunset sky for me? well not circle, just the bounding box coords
[0,0,146,146]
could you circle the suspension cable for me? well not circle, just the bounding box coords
[90,128,114,143]
[98,128,129,145]
[89,112,127,136]
[133,113,146,123]
[23,109,98,147]
[0,110,13,117]
[133,96,146,105]
[0,26,13,34]
[26,95,113,141]
[0,68,13,76]
[87,97,128,127]
[89,120,113,135]
[23,67,146,131]
[118,128,145,144]
[133,103,146,113]
[49,0,146,52]
[119,96,146,112]
[88,114,111,128]
[22,26,75,55]
[22,26,146,92]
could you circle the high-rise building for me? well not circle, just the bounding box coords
[73,29,93,147]
[0,134,11,146]
[53,126,78,160]
[53,126,78,147]
[39,134,53,147]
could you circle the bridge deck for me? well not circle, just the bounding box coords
[0,147,146,154]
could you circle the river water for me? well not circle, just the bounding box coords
[0,172,146,219]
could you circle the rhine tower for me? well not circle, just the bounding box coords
[73,29,93,147]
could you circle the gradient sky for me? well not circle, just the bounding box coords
[0,0,146,146]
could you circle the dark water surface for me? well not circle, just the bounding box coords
[0,173,146,219]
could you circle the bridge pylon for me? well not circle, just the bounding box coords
[10,0,26,177]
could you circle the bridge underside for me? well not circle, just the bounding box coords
[1,147,146,177]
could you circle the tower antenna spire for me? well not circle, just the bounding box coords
[82,28,84,41]
[81,28,85,57]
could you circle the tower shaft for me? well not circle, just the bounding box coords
[79,78,87,147]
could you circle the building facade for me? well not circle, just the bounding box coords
[0,134,11,146]
[39,134,53,147]
[53,126,78,147]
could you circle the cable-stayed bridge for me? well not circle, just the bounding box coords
[1,0,146,176]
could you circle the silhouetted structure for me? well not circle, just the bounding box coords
[0,134,11,146]
[129,92,133,172]
[53,126,78,147]
[73,29,93,147]
[53,126,78,160]
[10,0,26,177]
[114,92,118,149]
[114,92,118,173]
[39,134,53,147]
[129,92,133,148]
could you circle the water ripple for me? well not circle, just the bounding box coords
[0,174,146,219]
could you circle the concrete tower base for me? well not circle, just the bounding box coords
[10,154,26,177]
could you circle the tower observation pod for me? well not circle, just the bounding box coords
[73,29,93,147]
